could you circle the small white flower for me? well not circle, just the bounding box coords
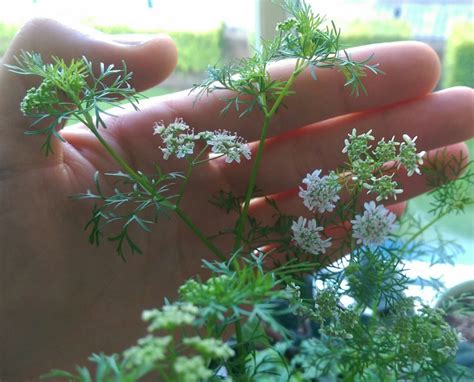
[153,118,197,160]
[202,130,251,163]
[174,356,212,382]
[291,217,332,255]
[123,335,172,368]
[299,170,341,213]
[351,201,397,246]
[398,135,425,176]
[183,337,235,359]
[143,303,199,331]
[342,128,375,161]
[364,174,403,201]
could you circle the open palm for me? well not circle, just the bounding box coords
[0,19,472,379]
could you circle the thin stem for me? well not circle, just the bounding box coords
[175,207,226,261]
[234,60,306,252]
[176,144,210,205]
[78,104,154,193]
[399,211,449,254]
[232,319,246,376]
[176,159,195,207]
[77,105,224,260]
[234,114,271,251]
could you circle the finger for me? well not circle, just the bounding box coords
[217,87,474,196]
[249,142,468,227]
[87,41,442,173]
[149,41,440,141]
[0,18,177,169]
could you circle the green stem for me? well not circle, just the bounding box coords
[80,107,154,192]
[234,61,305,252]
[234,114,271,251]
[233,319,245,374]
[229,63,306,376]
[78,107,224,260]
[176,159,195,207]
[175,207,226,261]
[399,211,449,254]
[176,144,210,206]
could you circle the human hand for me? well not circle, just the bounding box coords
[0,18,472,379]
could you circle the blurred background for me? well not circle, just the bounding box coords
[0,0,472,268]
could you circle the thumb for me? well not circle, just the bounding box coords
[0,18,177,169]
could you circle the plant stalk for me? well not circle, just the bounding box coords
[80,108,224,260]
[234,60,305,252]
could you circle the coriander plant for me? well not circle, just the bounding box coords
[8,1,474,381]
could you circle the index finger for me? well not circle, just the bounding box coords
[72,42,441,174]
[155,41,440,141]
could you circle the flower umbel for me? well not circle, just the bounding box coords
[173,356,213,382]
[351,201,397,246]
[292,217,332,255]
[183,337,235,359]
[363,174,403,201]
[143,303,199,331]
[299,170,341,213]
[154,118,197,160]
[374,136,399,163]
[398,134,426,176]
[342,128,375,162]
[201,129,251,163]
[123,335,172,369]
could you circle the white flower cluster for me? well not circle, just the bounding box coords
[291,217,332,255]
[351,201,397,246]
[153,118,197,160]
[142,302,199,331]
[201,129,252,163]
[363,174,403,201]
[299,170,341,213]
[183,336,235,359]
[398,134,426,176]
[343,130,425,202]
[154,119,251,164]
[342,128,375,162]
[123,335,172,368]
[174,355,213,382]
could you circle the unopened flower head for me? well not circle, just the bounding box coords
[299,170,341,213]
[351,158,376,184]
[291,217,332,255]
[153,118,197,160]
[123,335,172,368]
[398,135,425,176]
[276,17,298,32]
[173,356,212,382]
[342,129,375,162]
[201,129,251,163]
[374,136,399,163]
[363,174,403,201]
[21,79,59,115]
[351,201,397,246]
[183,336,235,359]
[143,302,199,331]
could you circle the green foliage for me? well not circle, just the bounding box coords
[443,22,474,88]
[171,28,223,73]
[5,51,141,155]
[291,300,465,381]
[0,23,18,57]
[73,171,181,259]
[341,19,412,48]
[94,24,224,74]
[9,1,474,381]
